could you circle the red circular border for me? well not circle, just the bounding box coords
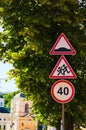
[51,80,75,103]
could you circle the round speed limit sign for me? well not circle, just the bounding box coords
[51,80,75,103]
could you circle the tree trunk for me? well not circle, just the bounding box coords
[64,112,75,130]
[56,119,61,130]
[56,112,75,130]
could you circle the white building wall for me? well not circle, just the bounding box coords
[47,126,56,130]
[0,113,10,130]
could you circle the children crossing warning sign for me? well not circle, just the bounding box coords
[49,56,77,79]
[49,33,76,55]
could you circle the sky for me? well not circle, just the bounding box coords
[0,61,18,93]
[0,26,18,93]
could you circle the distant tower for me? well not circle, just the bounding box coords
[11,92,33,117]
[7,92,37,130]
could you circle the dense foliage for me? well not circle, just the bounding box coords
[0,0,86,129]
[3,91,18,109]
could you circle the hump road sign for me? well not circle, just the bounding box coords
[49,33,76,55]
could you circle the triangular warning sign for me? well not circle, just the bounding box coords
[49,33,76,55]
[49,56,77,79]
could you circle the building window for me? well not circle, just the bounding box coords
[22,123,24,126]
[0,102,3,107]
[0,119,1,121]
[3,125,6,130]
[25,103,29,113]
[4,119,6,121]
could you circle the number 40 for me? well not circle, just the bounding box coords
[57,87,69,95]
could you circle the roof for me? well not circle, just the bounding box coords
[0,107,10,113]
[13,93,25,99]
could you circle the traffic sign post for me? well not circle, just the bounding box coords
[61,104,64,130]
[49,33,76,130]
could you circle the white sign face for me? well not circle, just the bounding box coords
[51,80,75,103]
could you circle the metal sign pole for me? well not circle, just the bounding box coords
[62,104,64,130]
